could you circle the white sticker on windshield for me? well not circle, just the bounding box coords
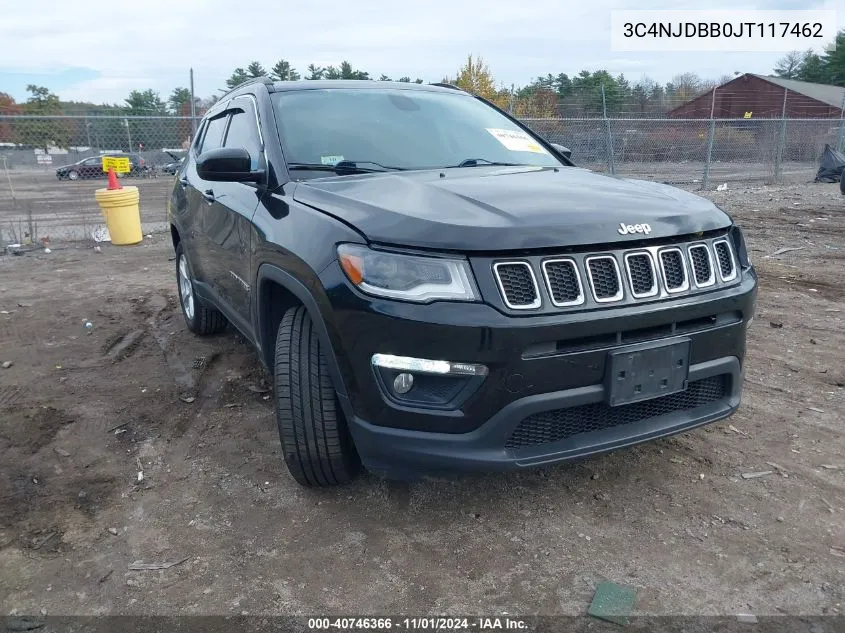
[486,128,548,154]
[321,155,344,165]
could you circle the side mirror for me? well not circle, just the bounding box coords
[550,143,572,160]
[197,147,263,182]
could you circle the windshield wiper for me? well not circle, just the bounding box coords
[287,160,405,174]
[450,158,526,168]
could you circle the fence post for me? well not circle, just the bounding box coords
[190,68,197,136]
[702,87,717,190]
[836,90,845,153]
[773,87,788,184]
[601,84,615,175]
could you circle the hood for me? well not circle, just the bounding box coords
[293,166,732,252]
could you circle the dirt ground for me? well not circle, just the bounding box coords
[0,182,843,618]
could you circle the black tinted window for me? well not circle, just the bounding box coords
[271,88,561,172]
[200,114,229,153]
[224,101,261,170]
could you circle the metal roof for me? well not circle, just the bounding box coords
[751,74,845,108]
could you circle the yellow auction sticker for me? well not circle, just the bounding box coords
[102,156,131,173]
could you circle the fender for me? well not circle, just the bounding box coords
[255,263,349,399]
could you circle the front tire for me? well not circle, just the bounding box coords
[67,170,79,181]
[274,306,359,487]
[175,242,227,335]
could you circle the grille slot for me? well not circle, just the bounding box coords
[624,252,658,298]
[688,244,715,287]
[541,258,584,306]
[659,248,689,292]
[713,240,737,281]
[493,261,541,309]
[505,375,729,449]
[586,256,623,302]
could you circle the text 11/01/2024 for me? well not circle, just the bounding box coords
[307,617,529,630]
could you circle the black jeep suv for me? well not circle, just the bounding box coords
[168,78,757,487]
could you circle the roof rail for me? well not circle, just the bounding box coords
[430,82,464,92]
[216,75,275,102]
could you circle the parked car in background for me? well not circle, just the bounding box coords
[55,153,147,180]
[160,151,186,175]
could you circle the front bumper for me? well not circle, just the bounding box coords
[344,356,740,476]
[320,261,756,476]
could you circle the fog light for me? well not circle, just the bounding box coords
[393,372,414,394]
[371,353,488,376]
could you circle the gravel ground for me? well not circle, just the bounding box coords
[0,181,843,618]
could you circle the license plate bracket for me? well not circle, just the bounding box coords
[605,338,690,407]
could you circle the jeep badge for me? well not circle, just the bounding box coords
[618,222,652,236]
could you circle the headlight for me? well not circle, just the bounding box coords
[337,243,480,303]
[729,224,751,268]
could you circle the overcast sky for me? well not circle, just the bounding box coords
[1,0,842,105]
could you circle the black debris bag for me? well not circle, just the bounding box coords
[814,143,845,183]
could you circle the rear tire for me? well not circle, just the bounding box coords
[274,305,359,487]
[175,242,227,336]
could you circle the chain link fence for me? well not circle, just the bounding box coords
[0,114,842,245]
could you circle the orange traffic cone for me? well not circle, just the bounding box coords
[107,167,122,190]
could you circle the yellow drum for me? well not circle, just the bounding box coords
[94,185,142,245]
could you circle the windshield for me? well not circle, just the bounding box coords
[270,88,563,173]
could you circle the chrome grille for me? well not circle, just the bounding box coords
[713,240,737,281]
[688,244,715,287]
[541,259,583,306]
[488,234,740,312]
[659,248,688,292]
[493,261,541,309]
[586,256,623,302]
[624,252,657,298]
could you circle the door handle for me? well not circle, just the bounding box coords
[202,189,215,203]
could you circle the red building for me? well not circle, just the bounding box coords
[668,73,845,119]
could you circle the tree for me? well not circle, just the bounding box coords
[379,74,391,81]
[0,93,22,143]
[306,64,324,80]
[271,59,300,81]
[168,87,193,114]
[224,62,267,91]
[670,72,704,102]
[513,87,558,118]
[247,61,266,77]
[398,76,411,83]
[453,55,503,103]
[225,68,251,90]
[19,85,70,151]
[340,61,369,80]
[323,65,341,80]
[125,89,167,114]
[820,29,845,86]
[797,50,826,83]
[774,51,804,79]
[414,78,424,84]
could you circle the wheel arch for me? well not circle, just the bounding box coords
[255,264,349,399]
